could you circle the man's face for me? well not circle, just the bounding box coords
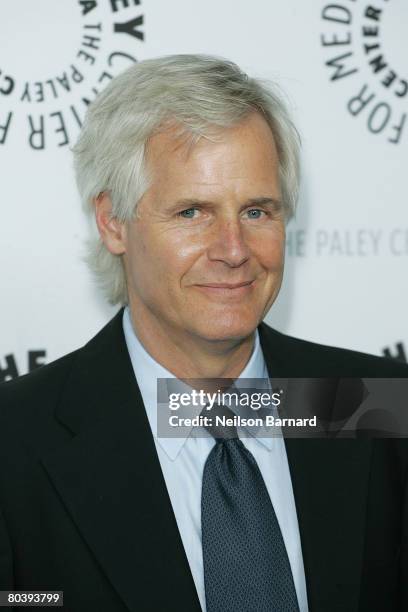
[123,112,285,344]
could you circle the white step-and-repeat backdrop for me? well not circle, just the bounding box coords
[1,0,407,380]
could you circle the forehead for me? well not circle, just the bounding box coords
[145,113,280,185]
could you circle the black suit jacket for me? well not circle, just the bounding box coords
[0,309,407,611]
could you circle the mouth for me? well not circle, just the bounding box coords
[196,281,254,289]
[193,280,255,298]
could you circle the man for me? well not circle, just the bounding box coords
[0,55,407,612]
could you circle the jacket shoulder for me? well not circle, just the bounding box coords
[0,309,124,436]
[259,322,408,376]
[0,349,80,431]
[0,309,124,421]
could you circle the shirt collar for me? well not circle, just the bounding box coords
[122,306,274,459]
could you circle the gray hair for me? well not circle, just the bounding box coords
[72,54,300,305]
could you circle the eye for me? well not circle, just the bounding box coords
[177,207,200,219]
[246,209,266,219]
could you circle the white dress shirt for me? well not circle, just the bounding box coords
[122,307,308,611]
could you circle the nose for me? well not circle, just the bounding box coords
[207,217,250,268]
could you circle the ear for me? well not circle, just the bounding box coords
[94,192,126,255]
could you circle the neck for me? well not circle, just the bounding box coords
[127,304,255,379]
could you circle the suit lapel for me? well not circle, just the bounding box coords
[259,322,371,612]
[41,309,201,612]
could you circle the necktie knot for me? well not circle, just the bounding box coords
[201,402,238,441]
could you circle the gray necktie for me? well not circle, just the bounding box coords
[201,403,300,612]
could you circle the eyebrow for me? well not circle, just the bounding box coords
[174,196,283,209]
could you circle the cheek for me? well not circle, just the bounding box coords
[167,231,205,273]
[251,231,285,271]
[127,227,204,289]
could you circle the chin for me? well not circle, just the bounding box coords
[194,316,259,343]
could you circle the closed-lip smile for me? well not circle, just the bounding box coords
[196,281,254,289]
